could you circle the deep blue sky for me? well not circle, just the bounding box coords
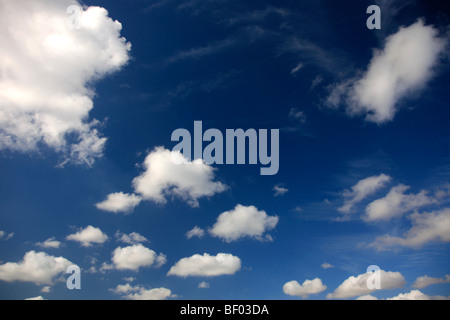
[0,0,449,300]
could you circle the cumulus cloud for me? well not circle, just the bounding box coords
[0,251,72,285]
[96,193,142,214]
[186,226,205,239]
[370,208,450,250]
[356,294,378,300]
[111,283,173,300]
[326,20,447,123]
[115,231,148,245]
[0,0,131,165]
[326,269,406,299]
[36,237,62,249]
[167,253,241,277]
[132,147,227,207]
[412,275,450,289]
[387,290,450,300]
[66,226,108,247]
[283,278,327,298]
[97,147,227,212]
[209,205,279,242]
[338,174,391,214]
[111,244,166,271]
[364,184,435,221]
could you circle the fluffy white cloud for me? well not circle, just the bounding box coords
[36,237,62,249]
[132,147,227,207]
[356,295,378,300]
[186,226,205,239]
[209,205,279,242]
[326,270,406,299]
[167,253,241,277]
[66,226,108,247]
[387,290,450,300]
[326,20,446,123]
[283,278,327,298]
[0,251,72,285]
[111,283,173,300]
[370,208,450,250]
[115,231,148,245]
[412,275,450,289]
[0,0,131,165]
[338,174,391,213]
[96,193,142,214]
[111,244,166,271]
[364,184,434,221]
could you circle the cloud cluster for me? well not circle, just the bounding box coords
[0,0,131,165]
[283,278,327,298]
[326,20,447,123]
[0,251,72,285]
[111,283,173,300]
[209,205,279,242]
[167,253,241,277]
[96,147,227,213]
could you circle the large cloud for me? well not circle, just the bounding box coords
[283,278,327,298]
[0,251,72,285]
[97,147,227,212]
[0,0,131,165]
[209,205,279,242]
[326,269,406,299]
[326,20,446,123]
[370,208,450,250]
[167,253,241,277]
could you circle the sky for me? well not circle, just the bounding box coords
[0,0,450,300]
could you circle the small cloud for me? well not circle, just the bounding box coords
[66,226,108,247]
[288,108,306,124]
[290,62,303,75]
[283,278,327,298]
[115,231,149,245]
[168,253,241,277]
[198,281,210,289]
[273,185,289,197]
[321,263,334,269]
[0,230,14,241]
[186,226,205,239]
[40,286,51,293]
[36,237,61,249]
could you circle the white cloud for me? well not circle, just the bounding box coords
[132,147,227,207]
[66,226,108,247]
[186,226,205,239]
[283,278,327,298]
[290,62,303,75]
[326,270,406,299]
[40,286,52,293]
[338,174,391,214]
[273,185,289,197]
[412,275,450,289]
[111,283,173,300]
[25,296,46,301]
[36,237,61,249]
[0,251,72,285]
[370,208,450,249]
[356,294,378,300]
[0,0,131,165]
[364,184,434,221]
[387,289,450,300]
[0,230,14,241]
[326,20,446,123]
[321,263,334,269]
[198,281,210,289]
[115,231,149,245]
[111,244,165,271]
[167,253,241,277]
[209,205,279,242]
[96,193,142,214]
